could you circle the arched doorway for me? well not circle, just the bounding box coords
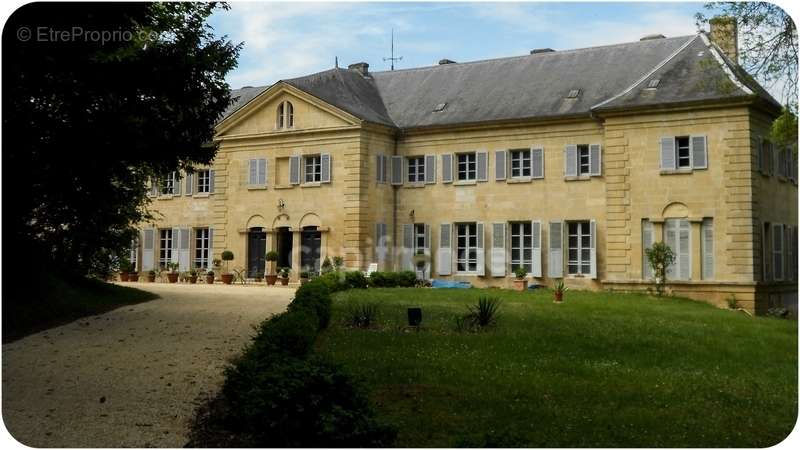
[247,227,267,278]
[301,226,322,273]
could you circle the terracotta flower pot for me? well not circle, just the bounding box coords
[119,272,130,282]
[128,272,139,282]
[266,275,278,286]
[205,274,215,284]
[221,274,234,285]
[513,278,528,292]
[147,274,156,282]
[279,277,289,286]
[189,276,197,284]
[167,273,179,283]
[554,292,563,303]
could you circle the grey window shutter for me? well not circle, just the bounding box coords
[495,150,507,181]
[209,170,215,193]
[754,138,761,172]
[589,144,602,176]
[185,173,193,195]
[642,220,654,280]
[702,219,714,280]
[548,221,563,278]
[142,229,155,271]
[589,220,597,279]
[678,221,691,280]
[564,145,577,177]
[660,137,675,170]
[476,222,485,276]
[476,152,488,182]
[531,147,544,179]
[376,155,384,183]
[179,228,190,271]
[532,220,542,277]
[258,159,267,185]
[665,220,677,280]
[490,222,506,277]
[402,224,414,270]
[249,159,257,185]
[391,156,403,185]
[425,155,436,184]
[375,223,387,267]
[208,227,214,257]
[171,228,180,265]
[173,172,181,196]
[442,154,453,183]
[321,153,331,183]
[691,135,708,169]
[438,223,452,275]
[423,224,431,279]
[289,155,300,185]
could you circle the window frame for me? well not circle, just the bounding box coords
[304,154,322,183]
[567,221,592,275]
[407,156,425,183]
[457,152,477,181]
[509,222,533,275]
[196,169,211,193]
[456,222,478,273]
[675,136,691,169]
[509,149,532,179]
[194,228,210,270]
[159,229,173,268]
[577,145,590,176]
[160,172,176,196]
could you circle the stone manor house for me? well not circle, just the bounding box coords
[135,19,797,313]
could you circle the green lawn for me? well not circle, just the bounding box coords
[317,288,797,447]
[3,275,159,343]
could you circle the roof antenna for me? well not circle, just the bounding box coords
[335,56,338,69]
[382,28,403,71]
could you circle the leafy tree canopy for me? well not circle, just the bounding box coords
[2,3,241,278]
[696,2,798,111]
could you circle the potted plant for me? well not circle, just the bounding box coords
[279,267,290,286]
[205,270,215,284]
[512,266,528,291]
[118,259,131,282]
[128,269,139,282]
[166,262,179,283]
[299,270,311,285]
[553,279,568,303]
[147,270,156,282]
[188,269,198,284]
[265,251,279,285]
[220,250,235,284]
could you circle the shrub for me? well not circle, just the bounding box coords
[727,294,739,309]
[332,256,344,271]
[344,271,368,289]
[289,279,333,329]
[247,310,319,359]
[513,266,527,279]
[367,270,417,288]
[645,242,676,296]
[265,251,278,262]
[345,302,379,328]
[320,257,333,274]
[462,296,502,330]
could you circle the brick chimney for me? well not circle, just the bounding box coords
[348,62,369,77]
[709,16,738,63]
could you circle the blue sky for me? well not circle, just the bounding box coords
[209,1,707,89]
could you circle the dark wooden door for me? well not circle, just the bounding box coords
[247,230,266,278]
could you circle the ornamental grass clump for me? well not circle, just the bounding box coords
[456,296,502,332]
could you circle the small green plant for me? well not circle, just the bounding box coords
[466,296,502,329]
[189,269,197,277]
[645,242,676,296]
[221,250,234,273]
[118,258,133,273]
[148,270,156,276]
[167,262,179,273]
[320,257,333,274]
[554,279,568,294]
[300,270,311,279]
[206,270,215,276]
[212,258,222,268]
[727,294,739,309]
[513,266,527,279]
[266,251,279,262]
[332,256,344,271]
[345,302,379,328]
[279,267,290,278]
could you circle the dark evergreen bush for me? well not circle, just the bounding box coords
[368,270,418,288]
[344,271,368,289]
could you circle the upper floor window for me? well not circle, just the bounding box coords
[160,172,176,195]
[407,156,425,183]
[276,101,294,129]
[304,155,321,183]
[659,135,707,172]
[457,153,477,181]
[564,144,602,178]
[510,149,532,178]
[196,169,211,193]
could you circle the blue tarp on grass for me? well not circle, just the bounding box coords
[431,279,472,289]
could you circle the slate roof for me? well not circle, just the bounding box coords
[222,33,779,130]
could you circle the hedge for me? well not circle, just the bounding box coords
[368,270,417,288]
[188,277,395,447]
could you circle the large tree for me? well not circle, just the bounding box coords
[696,2,798,111]
[3,3,240,279]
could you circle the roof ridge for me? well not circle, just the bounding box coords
[370,34,695,76]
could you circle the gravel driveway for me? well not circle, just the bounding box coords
[2,283,295,447]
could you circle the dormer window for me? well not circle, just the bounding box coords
[276,101,294,129]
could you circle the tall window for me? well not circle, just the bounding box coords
[407,156,425,183]
[577,145,590,175]
[457,153,477,181]
[773,224,784,281]
[277,101,294,129]
[414,224,426,253]
[195,228,210,270]
[510,222,532,274]
[196,169,210,193]
[159,229,173,268]
[664,219,691,280]
[286,101,294,128]
[456,223,478,272]
[675,136,691,168]
[129,238,138,271]
[304,155,321,183]
[567,221,591,275]
[510,149,531,178]
[160,172,176,195]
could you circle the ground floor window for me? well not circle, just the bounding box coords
[567,221,591,275]
[456,223,477,273]
[195,228,210,270]
[510,222,532,274]
[159,229,173,268]
[664,219,691,280]
[773,224,784,281]
[129,238,138,271]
